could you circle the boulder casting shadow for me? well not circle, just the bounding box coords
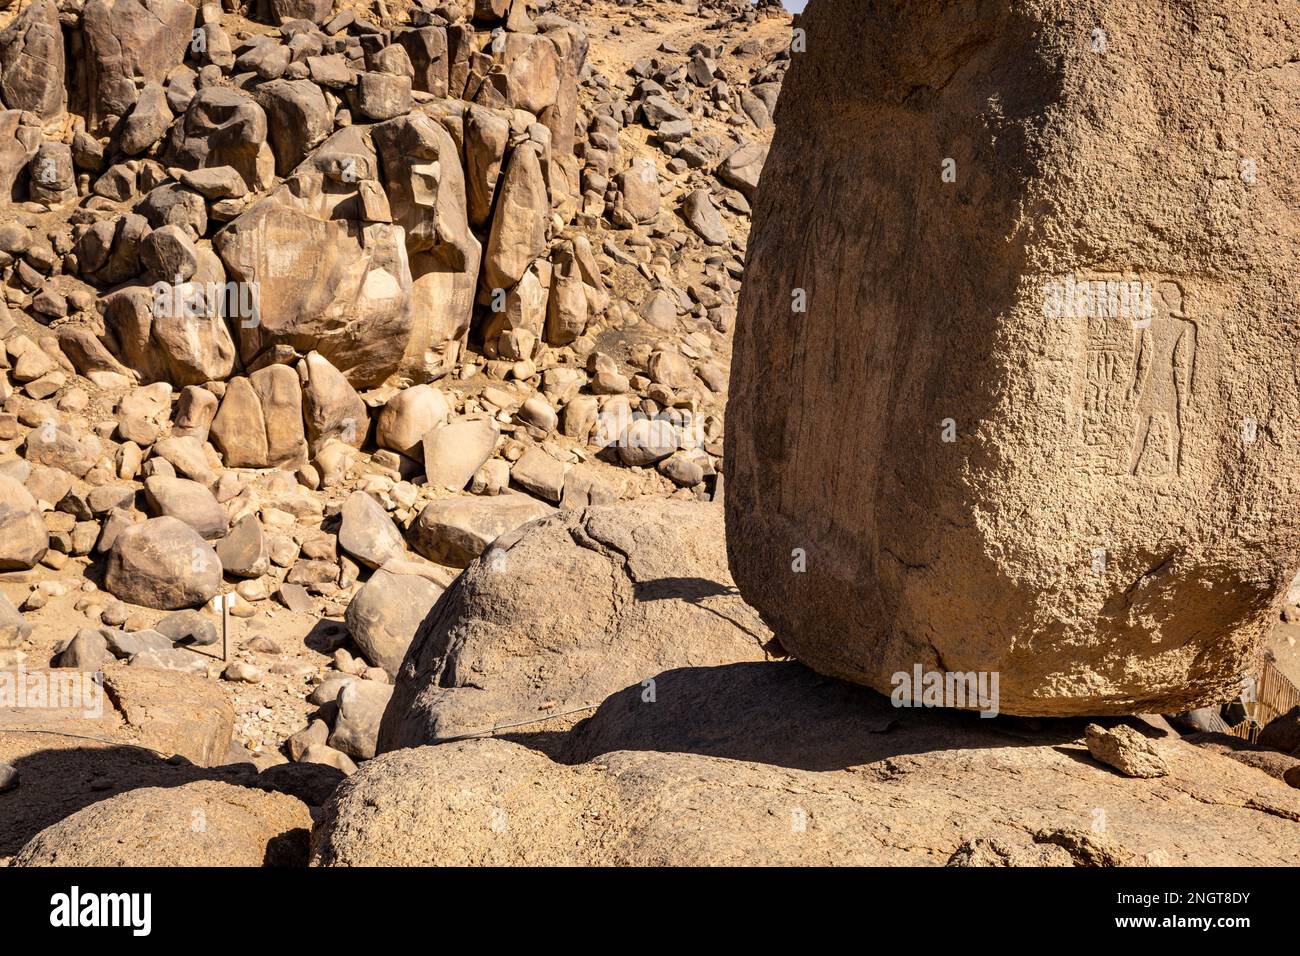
[559,660,1109,772]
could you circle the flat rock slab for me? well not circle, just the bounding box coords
[316,660,1300,866]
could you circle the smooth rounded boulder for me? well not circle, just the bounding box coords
[0,475,48,570]
[14,780,311,867]
[143,475,227,540]
[105,517,223,609]
[724,0,1300,716]
[380,501,774,750]
[345,569,444,676]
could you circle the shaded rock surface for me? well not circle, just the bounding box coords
[14,780,311,866]
[380,500,774,750]
[316,661,1300,865]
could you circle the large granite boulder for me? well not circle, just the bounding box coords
[379,501,775,750]
[0,0,66,122]
[214,126,416,388]
[81,0,195,133]
[724,0,1300,716]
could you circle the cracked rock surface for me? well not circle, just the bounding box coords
[379,499,774,750]
[318,664,1300,865]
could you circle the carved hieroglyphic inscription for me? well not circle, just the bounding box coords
[1072,279,1197,478]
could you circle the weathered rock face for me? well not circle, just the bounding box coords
[0,474,48,570]
[81,0,196,133]
[725,0,1300,716]
[214,153,415,388]
[255,79,334,177]
[168,87,275,193]
[0,0,66,122]
[14,780,311,867]
[380,501,774,750]
[371,113,482,383]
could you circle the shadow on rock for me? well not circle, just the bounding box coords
[560,660,1101,772]
[0,742,341,858]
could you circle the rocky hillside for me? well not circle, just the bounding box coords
[2,0,1299,868]
[0,0,791,801]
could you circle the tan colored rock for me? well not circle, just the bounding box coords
[102,265,237,388]
[0,0,66,122]
[354,73,412,121]
[299,351,366,455]
[320,660,1300,866]
[407,491,551,569]
[215,514,268,578]
[210,366,308,470]
[120,82,172,155]
[509,446,565,502]
[22,421,103,478]
[215,193,414,389]
[329,679,394,761]
[464,106,510,230]
[375,385,452,459]
[82,0,195,133]
[0,665,237,854]
[345,569,443,678]
[0,474,48,571]
[422,417,499,492]
[474,0,510,22]
[256,79,334,177]
[0,110,37,201]
[371,113,482,384]
[397,26,449,98]
[152,434,217,487]
[681,188,728,245]
[15,781,310,867]
[482,142,548,295]
[618,158,659,224]
[725,0,1300,716]
[143,476,227,540]
[382,501,772,748]
[535,15,587,159]
[718,142,767,200]
[105,516,222,610]
[167,86,274,193]
[300,743,358,775]
[493,33,560,116]
[544,243,587,346]
[1086,723,1170,778]
[338,491,404,570]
